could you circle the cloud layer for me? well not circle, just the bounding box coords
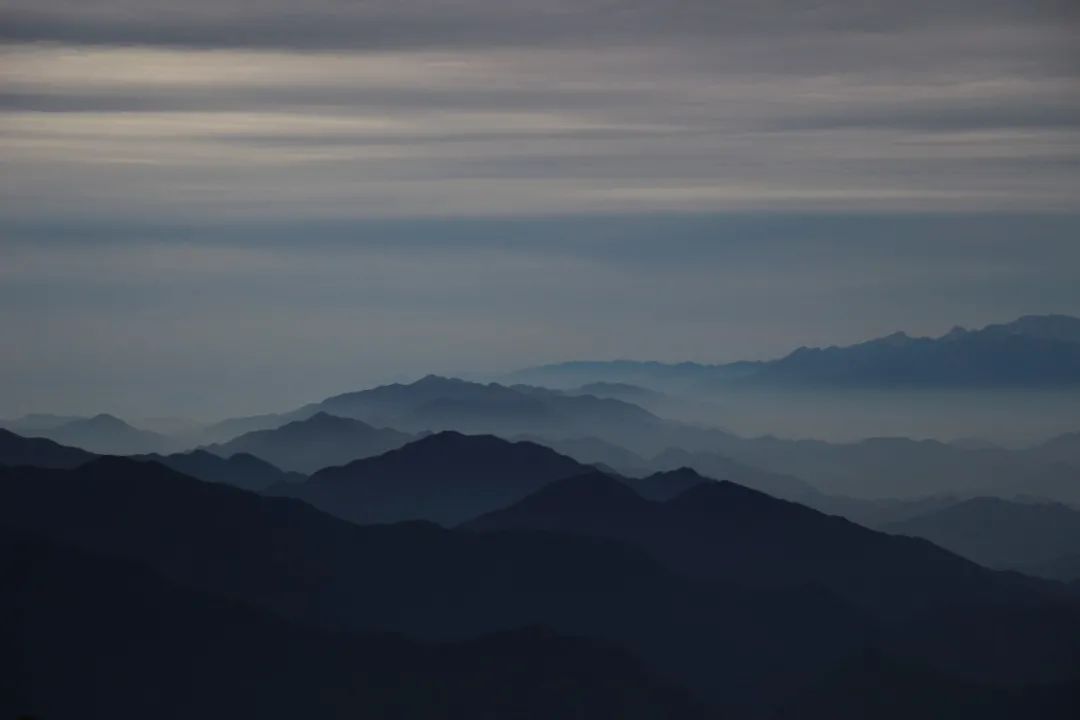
[2,1,1079,417]
[2,1,1078,220]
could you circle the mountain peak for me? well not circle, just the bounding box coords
[942,325,969,340]
[84,413,135,429]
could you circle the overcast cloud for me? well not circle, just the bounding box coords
[1,1,1079,417]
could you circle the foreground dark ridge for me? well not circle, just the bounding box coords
[4,457,1080,715]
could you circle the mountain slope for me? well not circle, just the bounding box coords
[0,428,95,468]
[884,497,1080,572]
[3,528,709,720]
[465,473,1056,615]
[0,457,871,709]
[272,431,591,525]
[37,413,167,454]
[4,458,1079,713]
[133,449,304,492]
[207,412,413,473]
[649,447,821,501]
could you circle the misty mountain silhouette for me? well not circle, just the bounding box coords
[271,431,590,525]
[624,467,712,501]
[133,449,304,492]
[1028,431,1080,470]
[511,314,1080,389]
[884,497,1080,575]
[465,473,1058,615]
[34,413,166,454]
[0,427,95,468]
[3,528,709,720]
[687,433,1080,501]
[201,375,668,452]
[0,412,85,434]
[316,375,666,436]
[0,428,300,491]
[207,412,414,473]
[649,447,821,501]
[4,457,1079,714]
[510,433,652,473]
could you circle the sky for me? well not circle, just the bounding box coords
[2,1,1080,419]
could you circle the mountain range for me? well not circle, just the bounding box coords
[5,456,1080,716]
[510,314,1080,390]
[205,412,414,473]
[2,413,168,455]
[4,528,708,720]
[270,431,590,526]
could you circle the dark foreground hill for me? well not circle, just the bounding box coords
[5,458,1080,715]
[2,528,709,720]
[0,428,95,468]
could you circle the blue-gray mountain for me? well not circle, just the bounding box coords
[510,315,1080,390]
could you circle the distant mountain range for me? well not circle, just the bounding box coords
[131,449,304,492]
[0,428,96,468]
[510,314,1080,390]
[0,428,298,492]
[1,413,168,455]
[197,374,667,445]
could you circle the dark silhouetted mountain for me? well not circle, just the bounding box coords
[34,413,167,454]
[132,449,304,492]
[0,457,871,710]
[0,428,95,469]
[272,431,591,525]
[466,473,1057,615]
[625,467,712,501]
[207,412,414,473]
[3,528,710,720]
[198,408,316,444]
[513,434,651,474]
[883,497,1080,572]
[510,315,1080,390]
[5,457,1079,714]
[775,649,1080,720]
[649,447,821,501]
